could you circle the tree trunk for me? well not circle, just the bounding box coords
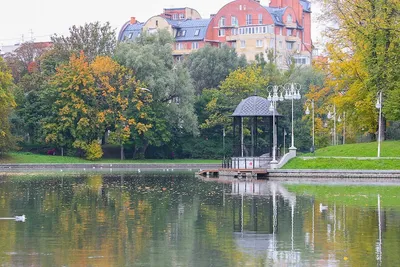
[61,147,64,157]
[120,143,125,160]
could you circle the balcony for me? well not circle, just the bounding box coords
[226,35,239,41]
[286,22,297,29]
[172,49,192,56]
[285,35,298,42]
[219,24,239,29]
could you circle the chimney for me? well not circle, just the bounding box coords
[130,17,136,24]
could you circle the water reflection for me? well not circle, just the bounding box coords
[0,173,399,266]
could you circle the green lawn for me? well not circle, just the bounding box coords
[0,152,220,164]
[282,157,400,170]
[303,140,400,157]
[283,140,400,170]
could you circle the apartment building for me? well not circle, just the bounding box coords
[118,0,312,68]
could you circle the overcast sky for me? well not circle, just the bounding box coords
[0,0,323,46]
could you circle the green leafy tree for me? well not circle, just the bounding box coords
[114,30,198,158]
[185,44,247,94]
[51,21,116,62]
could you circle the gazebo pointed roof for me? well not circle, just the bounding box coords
[231,95,281,117]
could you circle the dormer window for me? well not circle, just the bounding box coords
[287,14,293,23]
[179,14,185,20]
[177,30,186,37]
[173,14,178,20]
[194,29,200,36]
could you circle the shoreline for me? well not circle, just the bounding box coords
[1,164,400,179]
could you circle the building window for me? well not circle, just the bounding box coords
[287,29,292,36]
[239,4,242,10]
[218,29,225,36]
[295,57,308,65]
[219,16,226,27]
[279,27,282,35]
[246,14,252,25]
[173,14,178,20]
[232,42,237,48]
[268,25,274,34]
[269,39,274,48]
[194,29,200,36]
[286,42,293,50]
[176,43,184,50]
[128,33,133,39]
[240,40,246,48]
[255,27,259,34]
[232,28,238,35]
[179,14,185,20]
[231,16,238,27]
[258,14,263,24]
[256,40,263,47]
[192,42,199,50]
[287,14,293,23]
[279,41,283,48]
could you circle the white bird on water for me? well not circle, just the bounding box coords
[319,203,328,212]
[0,215,26,222]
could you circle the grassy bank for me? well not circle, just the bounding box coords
[303,140,400,157]
[0,152,220,164]
[282,157,400,170]
[283,140,400,170]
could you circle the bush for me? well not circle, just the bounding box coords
[85,141,103,160]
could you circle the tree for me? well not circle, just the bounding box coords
[185,44,247,94]
[317,0,400,140]
[91,56,152,160]
[0,57,17,152]
[3,42,51,83]
[44,52,151,159]
[114,30,198,157]
[51,21,116,62]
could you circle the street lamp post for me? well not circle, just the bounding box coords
[337,112,346,145]
[305,99,315,153]
[268,85,284,163]
[376,91,383,158]
[327,105,337,146]
[284,83,301,149]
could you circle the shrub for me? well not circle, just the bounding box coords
[85,141,103,160]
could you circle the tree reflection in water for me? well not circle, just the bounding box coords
[0,173,399,266]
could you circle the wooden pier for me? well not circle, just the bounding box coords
[197,168,268,179]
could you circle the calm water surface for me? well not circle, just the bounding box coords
[0,172,399,266]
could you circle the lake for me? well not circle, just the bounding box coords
[0,172,399,266]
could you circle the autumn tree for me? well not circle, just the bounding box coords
[317,0,400,140]
[44,52,150,160]
[0,57,17,152]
